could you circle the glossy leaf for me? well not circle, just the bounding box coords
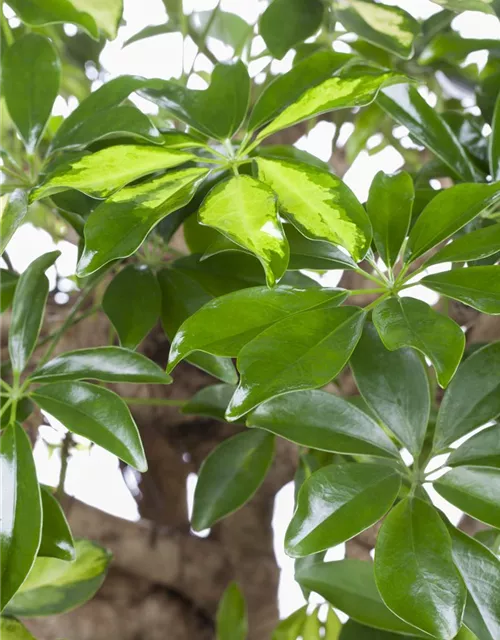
[366,171,414,267]
[38,487,74,562]
[272,606,308,640]
[2,34,60,153]
[431,0,495,14]
[226,306,366,420]
[296,560,423,635]
[32,346,171,384]
[248,390,399,458]
[141,62,250,139]
[378,84,477,182]
[0,189,28,255]
[216,582,247,640]
[32,382,147,472]
[181,384,235,420]
[434,342,500,449]
[434,466,500,528]
[426,223,500,266]
[168,286,347,369]
[158,267,237,384]
[192,430,274,530]
[422,266,500,315]
[259,0,324,59]
[0,271,19,313]
[5,540,111,617]
[336,1,420,59]
[286,463,401,557]
[351,323,430,456]
[257,157,372,261]
[375,498,465,639]
[286,224,357,270]
[199,175,289,287]
[77,167,207,276]
[0,424,42,612]
[491,93,500,181]
[32,145,195,201]
[9,251,60,374]
[102,266,161,349]
[373,296,465,388]
[0,617,36,640]
[448,424,500,468]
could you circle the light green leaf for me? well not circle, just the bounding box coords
[325,609,342,640]
[302,609,322,639]
[0,617,37,640]
[38,487,74,562]
[199,175,289,287]
[123,22,177,46]
[375,498,465,639]
[366,171,414,268]
[216,582,247,640]
[491,93,500,181]
[226,306,365,420]
[426,223,500,266]
[0,424,42,612]
[181,384,235,421]
[431,0,495,15]
[190,11,252,55]
[448,424,500,468]
[77,167,208,276]
[192,430,274,530]
[0,189,28,255]
[2,34,60,154]
[257,157,372,261]
[32,382,147,472]
[272,606,308,640]
[373,297,465,388]
[5,540,111,617]
[248,389,400,458]
[422,266,500,315]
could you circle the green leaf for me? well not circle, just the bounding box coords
[272,606,308,640]
[7,0,123,39]
[9,251,60,374]
[0,190,28,255]
[0,424,42,612]
[259,0,324,59]
[422,266,500,315]
[5,539,111,617]
[124,22,177,46]
[286,463,401,557]
[302,609,322,639]
[340,620,420,639]
[448,424,500,468]
[296,560,424,635]
[38,487,74,562]
[216,582,247,640]
[448,526,500,640]
[0,617,36,640]
[226,306,365,420]
[366,171,414,268]
[286,224,357,271]
[350,323,430,456]
[257,158,372,261]
[378,84,477,182]
[32,346,171,384]
[2,34,60,154]
[0,270,19,313]
[434,466,500,528]
[256,72,405,143]
[434,342,500,450]
[375,498,465,639]
[335,0,420,59]
[168,286,347,369]
[373,297,465,388]
[426,223,500,266]
[158,267,237,384]
[181,384,235,420]
[77,167,207,276]
[32,382,147,472]
[248,51,352,132]
[199,175,289,287]
[325,609,342,640]
[491,94,500,181]
[32,145,195,201]
[431,0,495,15]
[190,11,252,55]
[192,430,274,530]
[102,265,161,350]
[141,62,250,140]
[247,389,399,458]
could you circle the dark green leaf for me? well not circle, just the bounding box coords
[32,382,147,472]
[0,270,18,313]
[5,540,111,617]
[351,323,430,456]
[192,430,274,530]
[102,266,161,350]
[0,424,42,611]
[366,172,414,268]
[248,389,399,458]
[431,0,495,14]
[3,34,60,153]
[181,384,235,420]
[272,606,308,640]
[491,93,500,181]
[9,251,60,374]
[434,342,500,450]
[422,266,500,315]
[448,424,500,468]
[340,620,419,639]
[375,498,465,639]
[216,582,247,640]
[38,487,74,562]
[0,617,36,640]
[426,224,500,266]
[0,189,28,255]
[124,22,177,46]
[286,224,357,271]
[226,306,365,420]
[373,297,465,388]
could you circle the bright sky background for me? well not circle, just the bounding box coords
[3,0,500,619]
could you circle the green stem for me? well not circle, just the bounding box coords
[0,378,12,392]
[348,288,386,296]
[9,370,20,426]
[122,396,186,407]
[36,305,100,350]
[353,266,387,287]
[2,251,14,271]
[1,2,14,47]
[363,292,390,313]
[57,432,73,497]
